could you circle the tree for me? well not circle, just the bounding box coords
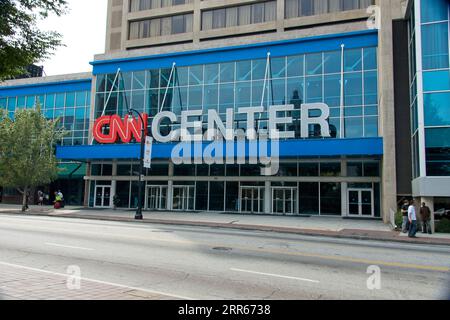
[0,0,67,81]
[0,104,66,211]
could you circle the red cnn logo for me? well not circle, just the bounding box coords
[93,114,148,144]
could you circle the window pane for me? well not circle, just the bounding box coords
[424,92,450,127]
[422,23,449,70]
[344,49,362,72]
[320,183,341,215]
[299,182,319,215]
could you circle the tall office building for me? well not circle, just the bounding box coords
[1,0,448,226]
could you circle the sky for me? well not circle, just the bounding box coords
[38,0,108,76]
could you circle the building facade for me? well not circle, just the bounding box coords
[407,0,450,218]
[1,0,447,225]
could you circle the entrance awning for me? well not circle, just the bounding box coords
[56,138,383,161]
[57,163,87,178]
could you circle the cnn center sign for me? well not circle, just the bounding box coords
[93,103,332,175]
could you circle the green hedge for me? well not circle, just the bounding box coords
[436,218,450,234]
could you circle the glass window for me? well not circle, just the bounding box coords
[65,92,75,107]
[344,49,362,72]
[306,76,322,103]
[306,53,323,75]
[204,84,218,110]
[320,182,341,215]
[287,55,304,77]
[364,162,380,177]
[220,62,235,83]
[421,0,449,23]
[16,96,26,108]
[324,51,341,74]
[424,92,450,127]
[344,72,363,106]
[364,116,378,137]
[299,163,319,176]
[172,14,186,34]
[324,74,340,107]
[364,71,378,105]
[320,162,341,176]
[226,182,239,211]
[205,64,219,84]
[347,162,363,177]
[299,182,319,215]
[363,47,377,70]
[252,59,267,80]
[425,128,450,176]
[175,67,189,86]
[236,81,251,108]
[423,70,450,92]
[237,60,252,81]
[188,86,203,110]
[55,93,65,107]
[422,22,449,70]
[345,117,364,138]
[271,57,286,78]
[189,65,203,85]
[195,181,208,210]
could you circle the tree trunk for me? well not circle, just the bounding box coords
[21,186,28,212]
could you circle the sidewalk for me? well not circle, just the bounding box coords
[1,204,450,246]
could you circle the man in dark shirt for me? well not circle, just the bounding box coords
[401,200,410,233]
[420,202,432,234]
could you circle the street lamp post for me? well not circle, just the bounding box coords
[129,108,146,220]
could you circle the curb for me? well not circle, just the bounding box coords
[2,210,450,246]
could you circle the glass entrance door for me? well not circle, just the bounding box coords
[146,186,168,210]
[240,186,264,214]
[172,186,194,211]
[95,186,111,208]
[348,189,374,217]
[272,187,297,215]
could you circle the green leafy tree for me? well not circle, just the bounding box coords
[0,0,67,80]
[0,104,65,211]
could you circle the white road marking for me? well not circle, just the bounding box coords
[231,268,320,283]
[45,243,95,251]
[0,261,194,300]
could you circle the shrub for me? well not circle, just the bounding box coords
[395,210,403,229]
[435,218,450,234]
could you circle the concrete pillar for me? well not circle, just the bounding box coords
[110,161,117,208]
[83,163,91,207]
[341,159,348,217]
[192,0,201,43]
[167,162,174,210]
[378,0,398,224]
[276,0,285,32]
[264,181,271,214]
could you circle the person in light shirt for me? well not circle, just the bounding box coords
[408,200,418,238]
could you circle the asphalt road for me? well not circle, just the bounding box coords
[0,213,449,300]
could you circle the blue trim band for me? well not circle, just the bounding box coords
[91,30,378,75]
[56,138,383,161]
[0,79,92,98]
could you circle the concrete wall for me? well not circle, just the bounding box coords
[104,0,376,56]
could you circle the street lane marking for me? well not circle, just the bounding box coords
[0,261,194,300]
[45,243,95,251]
[231,268,320,283]
[1,218,449,273]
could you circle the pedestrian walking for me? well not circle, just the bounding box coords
[408,200,418,238]
[57,190,65,208]
[37,190,44,206]
[401,200,410,233]
[420,202,432,234]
